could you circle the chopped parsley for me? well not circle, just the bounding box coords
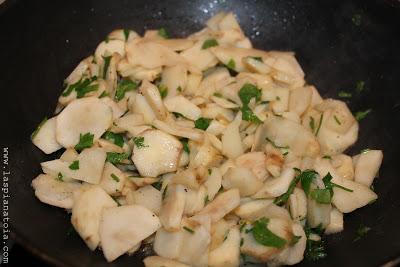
[183,226,195,234]
[102,131,124,147]
[151,180,163,191]
[111,173,120,182]
[111,196,122,206]
[290,235,302,246]
[31,117,47,139]
[274,171,301,206]
[62,76,99,98]
[158,27,169,39]
[162,185,168,200]
[315,113,324,136]
[208,169,212,175]
[99,91,109,98]
[202,38,219,49]
[356,80,365,93]
[226,58,236,70]
[158,84,168,99]
[355,109,372,121]
[102,55,112,79]
[69,160,79,170]
[352,14,362,26]
[322,155,332,159]
[194,117,212,130]
[177,86,182,92]
[123,29,130,41]
[115,79,138,101]
[204,195,209,205]
[74,132,94,152]
[213,92,222,98]
[304,224,327,261]
[106,152,129,164]
[311,172,353,204]
[251,56,263,62]
[360,148,370,154]
[242,106,262,124]
[338,91,352,98]
[334,115,342,125]
[56,172,64,182]
[354,224,371,242]
[132,136,148,149]
[238,83,262,123]
[251,217,287,248]
[309,116,315,132]
[299,170,319,196]
[180,138,190,154]
[265,137,289,149]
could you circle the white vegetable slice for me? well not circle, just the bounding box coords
[288,188,307,221]
[159,184,186,231]
[353,150,383,186]
[56,97,112,148]
[132,129,182,177]
[71,186,117,250]
[193,188,240,223]
[177,223,210,267]
[95,39,125,62]
[204,167,222,201]
[209,226,240,267]
[184,186,207,216]
[139,80,168,120]
[31,174,81,209]
[307,190,331,228]
[181,39,218,71]
[99,162,126,195]
[161,64,188,97]
[222,167,263,197]
[126,185,162,215]
[272,223,306,265]
[143,256,190,267]
[154,227,184,259]
[234,199,273,221]
[289,86,312,116]
[65,56,91,85]
[221,112,243,159]
[235,152,268,181]
[99,205,161,262]
[325,208,344,234]
[32,117,62,154]
[164,95,201,120]
[152,119,204,141]
[243,56,271,74]
[253,168,295,199]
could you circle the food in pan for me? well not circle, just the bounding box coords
[30,11,383,266]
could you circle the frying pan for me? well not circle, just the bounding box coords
[1,0,400,266]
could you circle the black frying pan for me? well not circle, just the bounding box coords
[1,0,400,266]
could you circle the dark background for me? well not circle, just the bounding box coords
[1,0,400,266]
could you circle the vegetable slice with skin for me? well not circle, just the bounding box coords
[143,256,190,267]
[31,117,62,154]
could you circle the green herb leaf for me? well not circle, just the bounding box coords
[162,185,168,200]
[177,86,182,92]
[69,160,79,170]
[158,27,169,39]
[251,56,263,62]
[304,224,327,261]
[213,92,222,97]
[355,109,372,121]
[202,38,219,49]
[334,115,342,125]
[180,138,190,154]
[338,91,352,98]
[226,58,236,70]
[111,196,122,206]
[132,136,148,149]
[274,172,301,206]
[74,132,94,152]
[238,83,261,105]
[111,173,120,182]
[106,152,129,164]
[56,172,64,182]
[204,195,209,205]
[322,155,332,159]
[99,91,109,98]
[102,55,112,79]
[31,117,48,140]
[115,79,138,101]
[172,112,185,119]
[241,105,262,124]
[251,217,287,248]
[62,76,98,98]
[299,170,319,196]
[354,224,371,242]
[310,188,332,204]
[265,137,289,149]
[158,84,168,99]
[360,148,370,154]
[315,113,324,136]
[123,29,130,41]
[183,226,195,234]
[102,131,124,147]
[309,116,315,132]
[290,235,302,246]
[352,14,362,26]
[356,80,365,93]
[152,180,163,191]
[194,117,212,130]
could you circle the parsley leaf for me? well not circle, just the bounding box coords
[251,217,287,248]
[74,132,94,152]
[102,55,112,79]
[204,195,209,205]
[290,235,302,246]
[62,76,98,98]
[304,225,327,261]
[31,117,47,139]
[322,155,332,159]
[99,91,109,98]
[334,115,342,125]
[56,172,64,182]
[274,172,301,206]
[238,83,261,105]
[213,92,222,97]
[354,224,371,242]
[202,38,219,49]
[111,196,122,206]
[242,106,262,124]
[132,136,148,149]
[338,91,352,98]
[352,14,362,26]
[194,117,212,130]
[151,180,163,191]
[315,113,324,136]
[355,109,372,121]
[69,160,79,170]
[158,27,169,39]
[356,80,365,93]
[310,188,332,204]
[265,137,289,149]
[106,152,129,164]
[322,172,353,194]
[162,185,168,200]
[299,170,319,196]
[183,226,195,234]
[158,84,168,99]
[123,29,130,41]
[102,131,124,147]
[115,79,138,101]
[111,173,120,182]
[309,116,315,132]
[226,58,236,70]
[180,138,190,154]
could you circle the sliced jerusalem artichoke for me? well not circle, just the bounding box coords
[288,188,307,221]
[100,97,125,120]
[307,189,332,229]
[71,186,117,250]
[126,185,162,215]
[332,154,355,180]
[271,223,306,265]
[353,150,383,186]
[161,64,188,97]
[235,152,268,181]
[56,97,112,148]
[221,112,243,159]
[171,169,200,190]
[209,226,241,267]
[60,148,78,162]
[139,80,168,120]
[243,56,271,74]
[64,56,91,85]
[204,167,222,201]
[289,86,312,116]
[159,184,186,231]
[164,95,202,120]
[189,139,223,169]
[184,186,207,216]
[234,199,273,221]
[107,29,139,42]
[115,113,145,135]
[132,129,182,177]
[180,39,218,71]
[95,39,125,63]
[154,227,184,260]
[325,208,344,234]
[222,167,263,197]
[31,174,81,209]
[152,119,204,141]
[197,67,234,98]
[193,188,240,223]
[143,256,190,267]
[99,205,161,262]
[99,162,126,195]
[32,117,62,154]
[253,168,295,199]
